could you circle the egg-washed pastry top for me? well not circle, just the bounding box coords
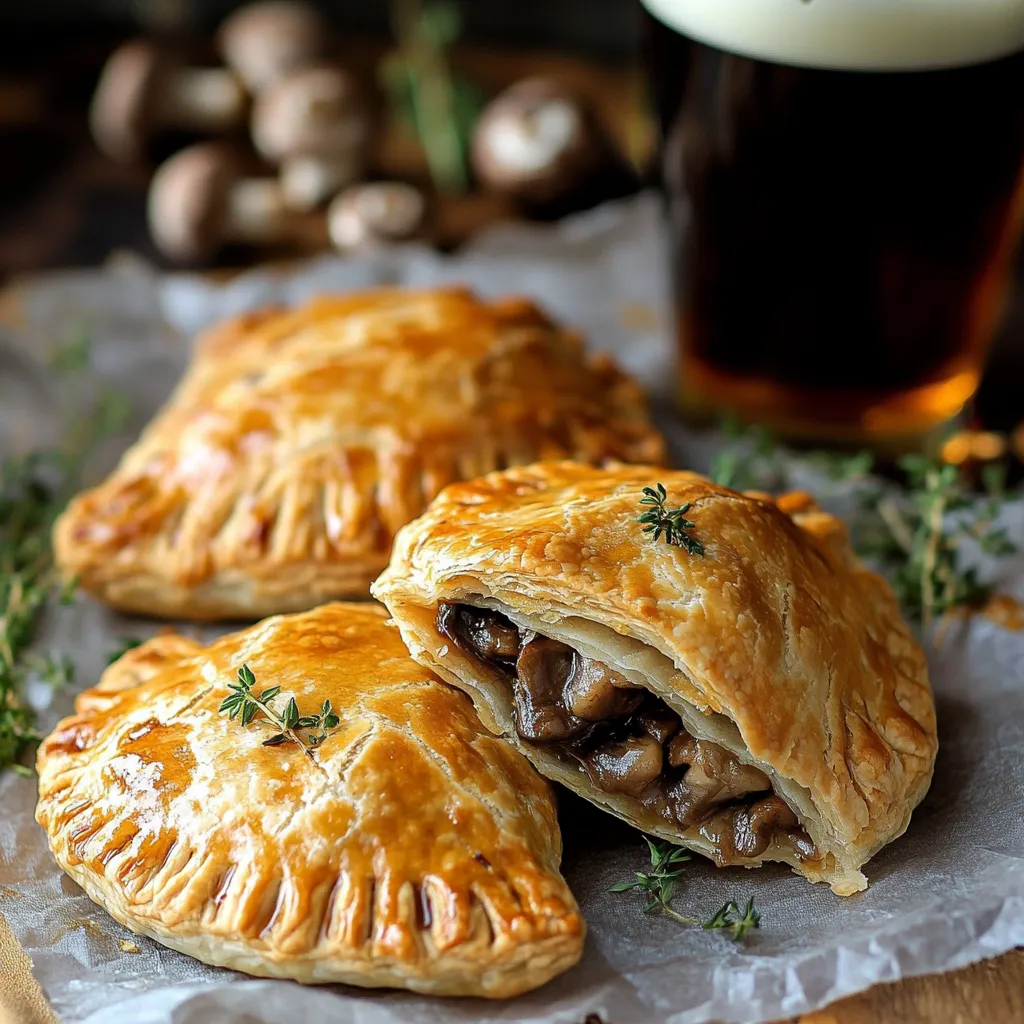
[53,287,665,619]
[372,462,938,895]
[35,603,584,997]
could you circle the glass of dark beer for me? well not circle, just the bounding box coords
[642,0,1024,445]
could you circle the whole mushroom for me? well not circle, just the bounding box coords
[327,182,426,250]
[147,143,296,263]
[472,77,626,212]
[218,1,328,93]
[251,65,372,212]
[90,40,247,162]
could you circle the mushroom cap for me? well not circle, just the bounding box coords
[327,182,426,249]
[218,1,327,93]
[90,39,166,161]
[251,64,370,162]
[471,77,603,203]
[148,143,238,263]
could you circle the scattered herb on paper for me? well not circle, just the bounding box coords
[608,838,698,926]
[702,897,761,941]
[637,484,705,555]
[220,664,340,752]
[0,328,130,775]
[709,420,1017,625]
[610,839,762,939]
[856,454,1016,627]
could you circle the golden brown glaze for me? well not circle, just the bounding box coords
[35,603,584,996]
[372,462,938,895]
[53,288,665,619]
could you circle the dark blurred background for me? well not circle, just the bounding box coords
[0,0,1021,437]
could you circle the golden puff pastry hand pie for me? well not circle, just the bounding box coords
[372,462,938,896]
[53,287,665,619]
[35,603,585,997]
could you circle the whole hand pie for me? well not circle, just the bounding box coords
[53,287,665,619]
[35,603,585,997]
[372,462,938,895]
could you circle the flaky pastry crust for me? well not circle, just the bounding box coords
[372,462,938,895]
[52,287,665,619]
[35,603,584,996]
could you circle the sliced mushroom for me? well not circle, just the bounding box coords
[585,735,663,796]
[512,634,587,742]
[436,603,520,661]
[218,1,327,93]
[90,40,247,162]
[705,796,799,863]
[563,654,644,721]
[635,704,681,746]
[147,143,295,263]
[666,735,772,827]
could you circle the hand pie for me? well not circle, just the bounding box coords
[372,462,938,896]
[35,603,584,997]
[53,287,665,619]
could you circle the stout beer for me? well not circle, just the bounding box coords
[643,0,1024,443]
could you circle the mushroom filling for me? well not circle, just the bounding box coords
[437,602,817,864]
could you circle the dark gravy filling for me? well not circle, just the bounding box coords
[438,602,817,865]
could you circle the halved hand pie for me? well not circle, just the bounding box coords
[53,287,665,619]
[372,462,938,895]
[35,603,584,997]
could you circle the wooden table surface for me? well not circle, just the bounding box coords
[0,26,1021,1024]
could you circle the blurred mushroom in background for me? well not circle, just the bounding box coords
[328,182,426,250]
[218,1,329,94]
[252,65,374,212]
[147,142,301,262]
[472,76,636,217]
[91,40,247,162]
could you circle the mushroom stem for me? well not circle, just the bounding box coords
[223,179,292,243]
[156,68,247,132]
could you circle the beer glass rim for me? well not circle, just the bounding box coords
[641,0,1024,72]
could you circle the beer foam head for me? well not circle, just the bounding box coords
[642,0,1024,70]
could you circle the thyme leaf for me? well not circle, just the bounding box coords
[702,897,761,940]
[220,665,341,753]
[637,484,704,556]
[608,839,699,926]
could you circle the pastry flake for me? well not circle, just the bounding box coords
[35,603,584,997]
[53,287,665,619]
[372,462,938,896]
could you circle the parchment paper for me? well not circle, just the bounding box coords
[2,195,1023,1024]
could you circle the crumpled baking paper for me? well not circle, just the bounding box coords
[1,194,1023,1024]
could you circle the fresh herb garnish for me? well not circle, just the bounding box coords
[1,327,132,775]
[637,484,705,555]
[608,838,698,925]
[857,454,1016,627]
[708,419,1018,626]
[610,839,762,940]
[220,664,340,752]
[106,636,144,665]
[0,453,76,775]
[702,897,761,941]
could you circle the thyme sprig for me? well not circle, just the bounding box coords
[0,453,78,775]
[709,421,1018,625]
[702,897,761,941]
[638,484,705,556]
[220,664,340,752]
[608,838,698,925]
[858,455,1016,627]
[610,839,762,940]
